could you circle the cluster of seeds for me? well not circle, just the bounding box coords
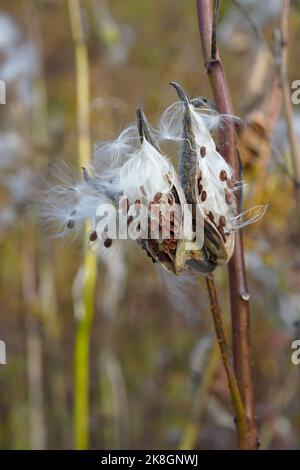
[89,227,112,248]
[195,138,237,254]
[119,184,182,265]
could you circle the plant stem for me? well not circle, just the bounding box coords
[73,253,97,450]
[196,0,258,449]
[205,275,247,448]
[68,0,97,450]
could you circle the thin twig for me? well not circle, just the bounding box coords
[196,0,258,449]
[205,275,247,448]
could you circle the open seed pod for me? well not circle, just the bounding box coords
[170,81,236,266]
[134,106,216,275]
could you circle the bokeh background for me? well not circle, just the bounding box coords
[0,0,300,450]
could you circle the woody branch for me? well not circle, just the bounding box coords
[196,0,258,449]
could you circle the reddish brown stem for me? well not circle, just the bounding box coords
[196,0,258,449]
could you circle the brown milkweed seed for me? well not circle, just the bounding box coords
[89,230,97,241]
[220,170,228,181]
[104,238,112,248]
[198,179,203,195]
[200,146,206,158]
[67,219,74,229]
[201,190,207,202]
[219,216,226,227]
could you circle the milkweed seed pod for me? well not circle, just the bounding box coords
[160,81,266,267]
[134,106,216,275]
[41,82,266,276]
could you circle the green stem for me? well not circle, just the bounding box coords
[74,253,97,449]
[68,0,97,450]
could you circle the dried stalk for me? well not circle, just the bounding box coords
[275,0,300,213]
[68,0,97,450]
[196,0,258,449]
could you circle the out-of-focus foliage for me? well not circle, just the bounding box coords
[0,0,299,450]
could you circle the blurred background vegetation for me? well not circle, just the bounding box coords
[0,0,300,450]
